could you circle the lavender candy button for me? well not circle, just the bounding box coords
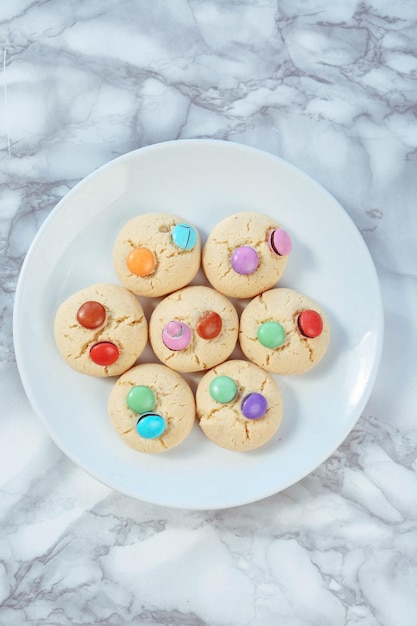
[241,393,268,420]
[162,320,191,351]
[231,246,259,275]
[269,228,292,256]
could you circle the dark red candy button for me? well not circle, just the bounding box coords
[298,310,323,338]
[89,341,119,366]
[77,301,106,329]
[196,311,222,339]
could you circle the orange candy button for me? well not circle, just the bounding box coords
[127,247,155,277]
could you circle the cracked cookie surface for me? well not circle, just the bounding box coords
[113,212,201,297]
[202,211,290,299]
[108,363,195,453]
[54,283,147,377]
[239,288,330,375]
[149,285,239,373]
[196,359,283,451]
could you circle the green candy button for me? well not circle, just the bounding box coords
[209,376,238,404]
[127,385,156,414]
[257,321,286,349]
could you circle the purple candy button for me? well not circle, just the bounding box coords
[269,229,292,256]
[241,393,268,420]
[231,246,259,275]
[162,320,191,351]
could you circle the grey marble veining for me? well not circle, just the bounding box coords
[1,1,417,625]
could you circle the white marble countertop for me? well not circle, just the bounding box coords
[1,2,416,625]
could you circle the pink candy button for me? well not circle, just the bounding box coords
[269,229,292,256]
[162,320,192,351]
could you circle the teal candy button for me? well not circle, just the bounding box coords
[172,223,197,250]
[257,321,286,349]
[127,385,156,414]
[209,376,238,404]
[136,413,166,439]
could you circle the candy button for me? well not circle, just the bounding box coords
[196,311,222,339]
[241,393,268,420]
[127,385,156,414]
[257,321,286,349]
[136,412,166,439]
[209,376,238,404]
[231,246,259,275]
[76,301,106,329]
[89,341,119,366]
[127,247,155,277]
[269,229,292,256]
[162,320,192,351]
[172,223,198,250]
[298,310,323,338]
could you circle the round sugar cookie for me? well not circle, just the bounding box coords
[239,288,330,375]
[149,286,239,373]
[54,283,147,377]
[108,363,195,453]
[113,213,201,297]
[202,211,291,299]
[196,360,283,452]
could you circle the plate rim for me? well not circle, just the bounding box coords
[13,138,384,509]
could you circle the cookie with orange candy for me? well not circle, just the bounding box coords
[113,213,201,297]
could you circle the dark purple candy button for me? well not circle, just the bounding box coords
[241,393,268,420]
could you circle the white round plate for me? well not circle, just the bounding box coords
[13,140,383,510]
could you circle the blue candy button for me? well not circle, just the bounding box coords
[172,223,197,250]
[136,412,166,439]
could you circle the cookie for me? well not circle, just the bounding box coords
[113,213,201,297]
[196,359,283,452]
[149,286,239,373]
[202,211,291,299]
[239,287,330,375]
[108,363,195,453]
[54,283,147,377]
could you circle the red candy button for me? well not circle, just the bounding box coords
[89,341,119,366]
[298,310,323,338]
[196,311,222,339]
[77,301,106,329]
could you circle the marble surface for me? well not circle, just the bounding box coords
[1,1,417,624]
